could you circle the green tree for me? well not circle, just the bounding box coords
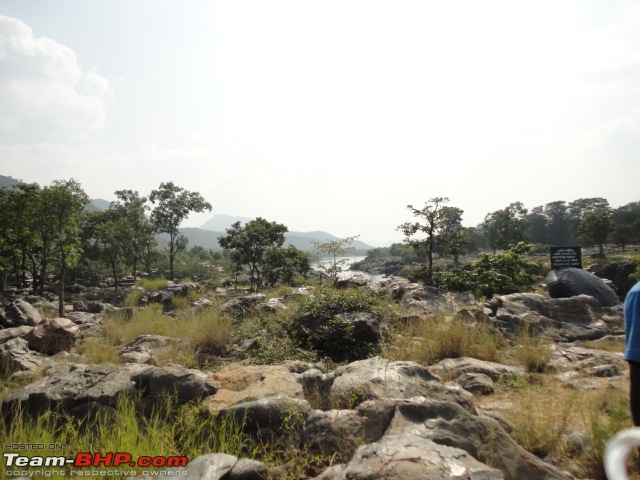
[398,197,449,282]
[544,201,570,246]
[313,235,360,284]
[218,217,288,291]
[568,197,609,244]
[111,190,156,281]
[262,245,310,287]
[579,208,612,256]
[437,206,469,264]
[43,179,90,317]
[149,182,212,281]
[611,201,640,250]
[483,202,530,253]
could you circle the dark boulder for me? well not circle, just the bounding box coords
[546,267,619,307]
[591,261,638,299]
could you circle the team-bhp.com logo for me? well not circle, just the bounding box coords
[4,452,188,476]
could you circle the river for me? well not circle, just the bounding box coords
[312,255,385,284]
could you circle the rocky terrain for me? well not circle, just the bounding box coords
[0,268,633,479]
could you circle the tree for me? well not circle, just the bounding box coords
[568,197,609,244]
[579,208,612,256]
[43,179,90,317]
[218,217,288,291]
[262,245,310,287]
[544,201,570,246]
[111,190,156,281]
[437,206,469,264]
[398,197,449,282]
[611,201,640,250]
[482,202,529,253]
[313,235,360,284]
[87,209,127,291]
[149,182,212,281]
[527,206,548,245]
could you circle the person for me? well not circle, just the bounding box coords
[624,280,640,426]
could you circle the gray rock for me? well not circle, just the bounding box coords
[1,299,43,328]
[592,261,637,299]
[456,373,495,395]
[0,325,34,344]
[228,458,269,480]
[255,297,287,314]
[335,272,370,289]
[432,357,527,382]
[401,286,477,314]
[134,453,237,480]
[590,364,621,377]
[334,312,385,343]
[119,335,185,364]
[220,294,266,317]
[328,433,504,480]
[329,357,475,412]
[546,267,620,307]
[0,337,47,374]
[21,317,79,354]
[495,293,623,342]
[383,398,573,480]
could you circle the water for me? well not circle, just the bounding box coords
[313,255,385,284]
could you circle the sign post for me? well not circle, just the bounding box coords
[550,246,582,270]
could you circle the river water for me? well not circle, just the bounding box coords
[312,255,385,284]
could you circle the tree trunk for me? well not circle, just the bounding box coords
[58,260,66,318]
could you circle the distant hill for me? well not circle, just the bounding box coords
[0,175,24,189]
[200,214,252,231]
[156,227,373,253]
[86,198,111,212]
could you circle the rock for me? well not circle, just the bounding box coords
[119,335,185,364]
[0,337,48,374]
[382,398,573,480]
[334,272,370,289]
[21,317,79,354]
[134,453,238,480]
[220,294,266,317]
[495,293,623,342]
[329,357,475,412]
[0,325,34,345]
[590,364,621,377]
[401,286,477,314]
[203,362,309,414]
[0,299,43,328]
[228,458,269,480]
[324,433,504,480]
[255,297,287,314]
[64,311,103,338]
[2,362,217,419]
[548,344,625,372]
[333,312,385,343]
[546,267,620,307]
[372,276,420,300]
[431,357,527,382]
[592,261,637,299]
[456,373,495,395]
[217,396,313,440]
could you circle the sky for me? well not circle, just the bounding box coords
[1,1,639,247]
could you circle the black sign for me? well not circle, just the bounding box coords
[550,246,582,270]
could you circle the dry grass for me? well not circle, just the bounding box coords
[383,312,506,365]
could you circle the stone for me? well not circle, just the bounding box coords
[0,325,34,344]
[456,372,495,395]
[220,294,266,317]
[0,299,43,328]
[134,453,238,480]
[335,272,370,289]
[401,286,477,314]
[329,357,475,412]
[21,317,79,355]
[333,312,385,343]
[327,433,505,480]
[0,337,48,374]
[431,357,527,382]
[591,261,637,299]
[119,335,185,364]
[546,267,620,307]
[255,297,287,314]
[228,458,269,480]
[382,398,573,480]
[590,364,621,377]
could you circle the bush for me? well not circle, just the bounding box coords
[433,242,540,297]
[291,288,380,362]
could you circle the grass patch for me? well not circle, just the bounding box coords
[383,312,506,365]
[135,278,170,292]
[512,333,553,373]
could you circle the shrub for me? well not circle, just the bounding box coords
[291,288,380,362]
[433,242,540,297]
[135,277,170,292]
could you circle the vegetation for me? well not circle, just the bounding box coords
[312,234,360,283]
[149,182,212,281]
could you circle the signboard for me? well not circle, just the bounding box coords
[550,246,582,270]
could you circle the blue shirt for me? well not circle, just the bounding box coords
[625,282,640,362]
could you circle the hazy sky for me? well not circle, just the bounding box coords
[1,1,639,246]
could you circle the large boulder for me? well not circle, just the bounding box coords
[401,286,476,313]
[0,337,48,374]
[320,433,504,480]
[220,294,266,317]
[21,317,80,354]
[2,362,217,419]
[328,357,474,412]
[0,299,43,328]
[431,357,527,382]
[591,261,638,299]
[133,454,268,480]
[546,267,620,307]
[335,272,370,289]
[494,293,623,342]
